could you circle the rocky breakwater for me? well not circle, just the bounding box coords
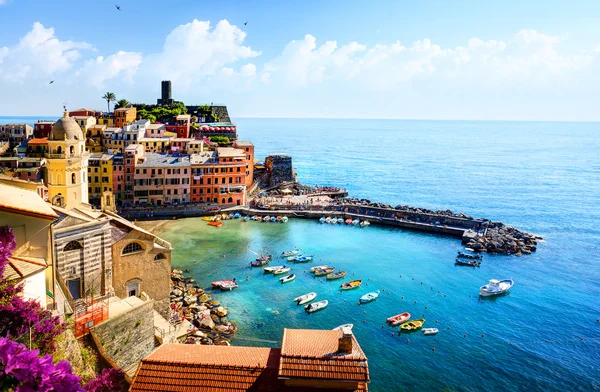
[466,222,540,255]
[170,269,237,346]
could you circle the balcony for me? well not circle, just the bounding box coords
[44,153,66,159]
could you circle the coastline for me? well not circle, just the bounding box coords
[135,219,175,235]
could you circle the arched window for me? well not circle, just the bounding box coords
[57,146,62,154]
[228,197,233,203]
[71,173,76,184]
[154,253,166,261]
[70,145,75,154]
[122,242,143,255]
[63,241,83,251]
[221,198,225,204]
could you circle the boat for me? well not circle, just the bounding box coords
[457,251,482,260]
[387,312,411,326]
[330,217,338,224]
[276,216,282,222]
[310,265,328,273]
[400,318,425,331]
[251,259,269,267]
[202,216,213,221]
[219,281,238,291]
[273,267,291,275]
[256,254,272,262]
[359,290,380,304]
[228,213,235,219]
[281,250,300,257]
[314,267,335,276]
[251,215,259,221]
[280,274,296,283]
[319,217,326,223]
[214,215,221,221]
[263,216,270,222]
[333,324,354,331]
[337,218,344,224]
[234,212,241,219]
[326,270,347,280]
[340,280,362,290]
[305,300,328,313]
[345,218,353,225]
[294,292,317,305]
[422,328,439,336]
[281,216,288,223]
[455,258,481,267]
[286,255,301,262]
[479,279,514,296]
[264,266,284,274]
[293,255,313,263]
[325,217,332,224]
[359,221,370,227]
[243,215,250,222]
[212,279,237,290]
[270,216,277,222]
[208,221,222,228]
[352,219,360,226]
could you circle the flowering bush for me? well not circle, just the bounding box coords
[0,226,65,354]
[83,368,127,392]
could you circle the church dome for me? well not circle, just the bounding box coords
[49,111,84,141]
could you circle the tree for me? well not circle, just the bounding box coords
[101,92,116,113]
[114,99,129,110]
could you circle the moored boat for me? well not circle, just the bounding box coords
[286,255,301,262]
[319,217,326,223]
[455,258,481,267]
[340,280,362,290]
[352,219,360,226]
[251,215,259,221]
[359,290,380,304]
[281,249,300,257]
[276,216,282,222]
[305,300,328,313]
[387,312,411,326]
[219,281,238,291]
[234,212,241,219]
[208,221,223,228]
[263,216,270,222]
[264,266,284,274]
[293,255,313,263]
[212,279,237,290]
[479,279,514,296]
[345,218,353,225]
[326,270,347,280]
[243,215,250,222]
[314,267,335,276]
[457,251,482,260]
[228,213,235,219]
[251,259,269,267]
[270,216,277,222]
[337,218,344,224]
[280,274,296,283]
[325,217,332,224]
[294,292,317,305]
[273,267,291,275]
[332,324,354,331]
[281,216,288,223]
[202,216,213,221]
[359,221,370,227]
[400,318,425,331]
[310,265,328,273]
[422,328,439,336]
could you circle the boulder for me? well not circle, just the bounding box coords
[198,294,211,303]
[216,307,228,317]
[171,288,183,297]
[198,312,215,330]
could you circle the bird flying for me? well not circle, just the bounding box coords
[244,21,248,25]
[49,80,54,84]
[115,4,121,10]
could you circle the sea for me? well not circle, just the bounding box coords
[3,116,599,391]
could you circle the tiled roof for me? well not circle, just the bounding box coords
[27,138,48,145]
[2,256,47,281]
[0,183,58,219]
[136,153,190,168]
[217,147,246,158]
[130,344,280,392]
[279,329,369,383]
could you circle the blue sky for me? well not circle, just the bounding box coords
[1,0,600,120]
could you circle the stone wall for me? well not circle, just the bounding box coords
[90,300,155,376]
[266,155,294,186]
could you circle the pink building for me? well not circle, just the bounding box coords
[132,149,190,206]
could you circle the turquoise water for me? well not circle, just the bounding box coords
[6,116,600,390]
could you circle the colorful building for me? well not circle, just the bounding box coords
[34,121,55,139]
[0,123,34,144]
[72,115,97,134]
[96,114,114,127]
[26,138,48,157]
[86,124,106,153]
[0,156,45,182]
[114,107,137,128]
[112,154,125,205]
[137,137,171,153]
[87,153,114,207]
[132,150,191,206]
[233,141,255,187]
[165,114,191,138]
[69,108,100,117]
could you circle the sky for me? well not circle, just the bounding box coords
[1,0,600,120]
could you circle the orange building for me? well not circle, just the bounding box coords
[114,107,136,128]
[233,141,254,188]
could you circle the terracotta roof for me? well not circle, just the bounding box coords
[2,256,47,280]
[279,329,369,383]
[130,344,280,392]
[0,183,58,219]
[27,138,48,145]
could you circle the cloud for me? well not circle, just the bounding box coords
[78,51,142,88]
[0,22,91,81]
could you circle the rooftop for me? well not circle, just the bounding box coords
[0,183,58,220]
[175,114,191,120]
[217,147,245,159]
[115,107,135,112]
[234,141,254,147]
[136,153,190,168]
[3,256,47,281]
[71,116,95,121]
[146,124,166,130]
[190,151,216,165]
[27,138,48,145]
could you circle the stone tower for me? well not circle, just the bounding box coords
[46,109,90,209]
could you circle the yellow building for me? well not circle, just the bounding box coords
[86,124,106,153]
[97,115,114,127]
[137,137,172,153]
[114,107,137,128]
[45,110,90,209]
[72,116,97,134]
[87,153,114,207]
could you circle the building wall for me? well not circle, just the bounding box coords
[46,139,89,209]
[22,270,47,308]
[88,157,113,207]
[111,231,171,317]
[114,108,136,128]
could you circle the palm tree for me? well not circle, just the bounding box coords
[102,92,117,112]
[115,98,129,109]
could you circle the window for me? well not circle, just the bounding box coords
[154,253,166,261]
[122,242,143,255]
[71,266,77,275]
[64,241,83,251]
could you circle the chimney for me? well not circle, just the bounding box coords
[337,327,353,354]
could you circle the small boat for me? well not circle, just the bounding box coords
[345,218,353,225]
[314,267,335,276]
[326,270,347,280]
[276,216,282,222]
[202,216,213,221]
[213,215,221,221]
[281,216,288,223]
[457,251,482,260]
[333,324,354,331]
[234,212,241,219]
[286,255,301,262]
[387,312,411,326]
[243,215,250,222]
[455,258,481,267]
[219,281,238,291]
[263,216,270,222]
[293,255,313,263]
[325,217,332,224]
[305,300,328,313]
[359,290,380,304]
[264,266,284,274]
[330,217,338,224]
[310,265,328,273]
[294,292,316,305]
[337,218,344,224]
[251,259,269,267]
[352,219,360,226]
[400,318,425,331]
[340,280,362,290]
[270,216,277,222]
[208,221,222,228]
[422,328,439,336]
[281,250,300,257]
[212,279,237,289]
[359,221,370,227]
[280,274,296,283]
[273,267,291,275]
[251,215,258,221]
[479,279,514,296]
[319,217,326,223]
[229,213,235,219]
[256,254,272,262]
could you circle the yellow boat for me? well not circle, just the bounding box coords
[202,217,213,221]
[340,280,362,290]
[400,318,425,331]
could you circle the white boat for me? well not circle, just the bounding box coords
[305,300,328,313]
[352,219,360,226]
[280,274,296,283]
[264,266,284,274]
[219,281,238,291]
[273,267,291,275]
[337,218,344,224]
[263,216,270,222]
[294,292,317,305]
[281,250,300,257]
[243,216,250,222]
[479,279,514,296]
[422,328,439,336]
[332,324,354,331]
[325,217,332,224]
[359,221,370,227]
[330,217,337,224]
[310,265,328,273]
[359,290,380,304]
[251,215,259,221]
[319,217,326,223]
[281,216,289,223]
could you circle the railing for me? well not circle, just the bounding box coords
[44,153,66,159]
